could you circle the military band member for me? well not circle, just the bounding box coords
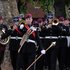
[9,16,21,70]
[1,16,23,70]
[0,16,8,70]
[36,17,69,70]
[61,19,70,70]
[0,14,39,70]
[16,13,40,70]
[46,18,70,70]
[36,18,48,70]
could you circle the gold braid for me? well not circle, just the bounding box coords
[18,20,26,25]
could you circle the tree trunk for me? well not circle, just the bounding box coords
[0,0,19,24]
[54,0,66,18]
[0,0,19,70]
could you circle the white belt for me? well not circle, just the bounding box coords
[10,37,22,39]
[11,37,37,45]
[39,36,67,39]
[58,36,66,38]
[27,39,37,45]
[6,36,68,40]
[39,36,58,39]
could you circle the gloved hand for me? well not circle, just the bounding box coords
[41,49,46,54]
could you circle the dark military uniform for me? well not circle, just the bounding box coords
[57,23,69,70]
[16,24,39,70]
[59,24,70,70]
[9,28,21,70]
[36,25,48,70]
[46,24,69,70]
[1,26,22,70]
[0,24,8,70]
[47,23,69,70]
[36,23,68,70]
[36,24,61,70]
[44,25,60,70]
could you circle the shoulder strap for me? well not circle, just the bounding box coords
[25,25,35,37]
[15,28,23,36]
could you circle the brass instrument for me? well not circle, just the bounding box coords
[18,20,26,26]
[18,26,37,53]
[45,18,59,29]
[52,18,59,25]
[0,20,26,45]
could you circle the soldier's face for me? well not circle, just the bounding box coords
[63,20,70,26]
[39,22,43,26]
[25,17,33,25]
[48,19,52,23]
[0,19,3,24]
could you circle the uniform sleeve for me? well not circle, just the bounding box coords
[1,29,12,39]
[36,30,44,50]
[60,25,69,36]
[18,24,27,35]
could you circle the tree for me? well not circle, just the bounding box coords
[0,0,19,25]
[17,0,54,14]
[17,0,27,14]
[54,0,66,18]
[0,0,19,70]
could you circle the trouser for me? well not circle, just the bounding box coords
[36,39,49,70]
[0,51,4,64]
[36,50,45,70]
[0,51,4,70]
[36,38,67,70]
[16,42,36,70]
[47,41,58,70]
[57,38,67,70]
[9,39,20,70]
[46,38,67,70]
[43,39,58,70]
[64,47,70,69]
[0,44,5,70]
[10,51,18,70]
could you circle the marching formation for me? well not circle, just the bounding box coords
[0,13,70,70]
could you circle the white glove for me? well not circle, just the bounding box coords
[30,26,36,31]
[41,49,46,54]
[2,28,5,33]
[20,24,24,29]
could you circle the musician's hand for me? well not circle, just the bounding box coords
[41,49,46,54]
[46,24,52,28]
[26,26,36,35]
[26,29,32,35]
[2,28,5,33]
[13,24,17,30]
